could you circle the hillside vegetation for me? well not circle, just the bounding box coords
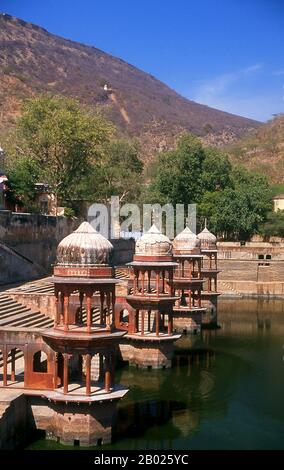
[229,114,284,183]
[0,13,260,160]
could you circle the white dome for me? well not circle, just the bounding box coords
[173,226,201,254]
[56,222,113,265]
[197,227,217,250]
[135,224,172,258]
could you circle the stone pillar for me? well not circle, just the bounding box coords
[60,292,64,326]
[11,349,15,382]
[64,293,69,332]
[54,292,59,327]
[85,354,91,396]
[141,310,144,336]
[63,354,69,394]
[141,270,145,295]
[155,311,160,336]
[104,354,111,393]
[168,313,173,335]
[111,289,115,327]
[86,293,92,332]
[100,291,104,324]
[79,292,84,323]
[106,291,111,329]
[156,271,160,297]
[3,349,7,386]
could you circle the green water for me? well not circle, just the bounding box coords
[27,298,284,450]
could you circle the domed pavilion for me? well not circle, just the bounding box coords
[114,224,181,369]
[43,221,128,395]
[172,226,206,332]
[197,223,221,325]
[0,221,128,447]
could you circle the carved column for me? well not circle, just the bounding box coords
[98,291,104,324]
[64,292,69,332]
[3,348,7,386]
[63,353,69,394]
[85,353,91,396]
[79,291,84,324]
[54,291,59,327]
[141,310,145,336]
[168,313,173,335]
[11,348,15,382]
[86,292,92,333]
[104,354,111,392]
[155,311,160,336]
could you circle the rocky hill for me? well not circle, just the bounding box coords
[0,13,261,159]
[229,114,284,183]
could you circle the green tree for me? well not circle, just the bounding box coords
[5,156,40,210]
[82,139,143,203]
[259,211,284,239]
[213,168,272,239]
[6,94,114,208]
[202,148,232,192]
[151,134,205,204]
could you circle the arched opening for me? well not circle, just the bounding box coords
[33,350,48,373]
[120,309,129,324]
[57,352,64,387]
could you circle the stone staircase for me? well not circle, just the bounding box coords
[115,268,130,280]
[218,281,243,297]
[0,294,53,329]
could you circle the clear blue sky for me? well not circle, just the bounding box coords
[1,0,284,122]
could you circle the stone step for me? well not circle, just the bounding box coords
[0,295,13,303]
[22,315,53,328]
[0,310,39,327]
[0,306,33,319]
[0,298,20,308]
[8,313,43,328]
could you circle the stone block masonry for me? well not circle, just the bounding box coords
[0,210,77,275]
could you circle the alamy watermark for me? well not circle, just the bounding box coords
[87,196,197,239]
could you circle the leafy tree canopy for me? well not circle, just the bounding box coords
[81,139,143,204]
[149,133,272,240]
[5,94,114,206]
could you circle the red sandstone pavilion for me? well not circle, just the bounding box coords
[0,221,219,448]
[0,222,128,447]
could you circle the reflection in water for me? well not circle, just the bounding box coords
[27,298,284,450]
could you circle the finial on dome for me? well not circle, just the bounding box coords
[204,218,207,229]
[148,223,161,234]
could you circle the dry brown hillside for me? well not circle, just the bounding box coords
[229,114,284,183]
[0,13,261,160]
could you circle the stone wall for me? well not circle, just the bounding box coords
[0,210,78,274]
[218,241,284,260]
[0,243,46,285]
[0,392,119,448]
[111,238,135,266]
[0,211,135,285]
[218,259,284,297]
